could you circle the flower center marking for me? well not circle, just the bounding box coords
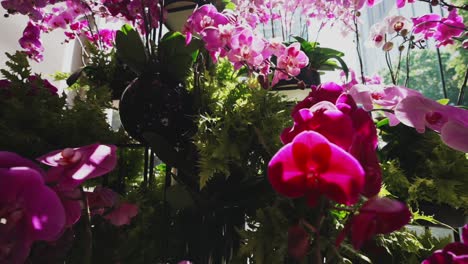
[425,111,443,125]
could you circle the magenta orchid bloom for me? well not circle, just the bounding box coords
[283,83,382,198]
[87,187,138,226]
[37,143,117,189]
[19,21,44,62]
[104,203,138,226]
[337,197,411,250]
[412,13,441,39]
[87,186,119,216]
[0,152,65,263]
[268,131,365,207]
[281,101,355,151]
[50,186,82,228]
[434,9,465,47]
[272,42,309,86]
[422,224,468,263]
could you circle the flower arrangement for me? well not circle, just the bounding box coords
[0,0,467,263]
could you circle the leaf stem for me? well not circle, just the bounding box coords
[80,187,92,264]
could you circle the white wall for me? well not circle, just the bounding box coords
[0,14,81,90]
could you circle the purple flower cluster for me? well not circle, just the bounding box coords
[0,144,139,262]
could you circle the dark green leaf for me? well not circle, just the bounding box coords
[377,118,390,128]
[66,67,85,86]
[326,55,349,80]
[159,32,203,81]
[115,24,147,74]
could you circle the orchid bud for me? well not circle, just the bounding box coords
[382,42,394,51]
[356,11,361,17]
[398,45,405,51]
[393,21,404,32]
[297,80,306,90]
[431,0,438,5]
[400,29,409,37]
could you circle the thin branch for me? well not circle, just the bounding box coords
[457,68,468,105]
[80,187,92,264]
[435,47,447,98]
[416,0,468,11]
[395,48,403,85]
[404,36,413,87]
[385,51,397,85]
[413,20,468,31]
[353,13,366,84]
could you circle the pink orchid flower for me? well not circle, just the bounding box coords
[395,95,452,133]
[412,13,441,39]
[292,82,346,117]
[349,85,422,126]
[349,85,421,112]
[396,0,415,8]
[0,152,65,263]
[395,95,468,152]
[202,24,243,62]
[272,42,309,86]
[441,120,468,153]
[336,197,411,250]
[227,28,265,70]
[384,15,412,34]
[37,143,117,189]
[268,131,365,207]
[366,23,386,49]
[184,4,229,45]
[423,224,468,263]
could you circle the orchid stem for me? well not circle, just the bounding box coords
[80,187,92,264]
[353,12,366,84]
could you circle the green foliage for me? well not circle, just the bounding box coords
[380,49,461,102]
[235,206,289,264]
[0,52,127,158]
[368,228,452,264]
[380,124,468,212]
[193,60,291,188]
[0,51,31,82]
